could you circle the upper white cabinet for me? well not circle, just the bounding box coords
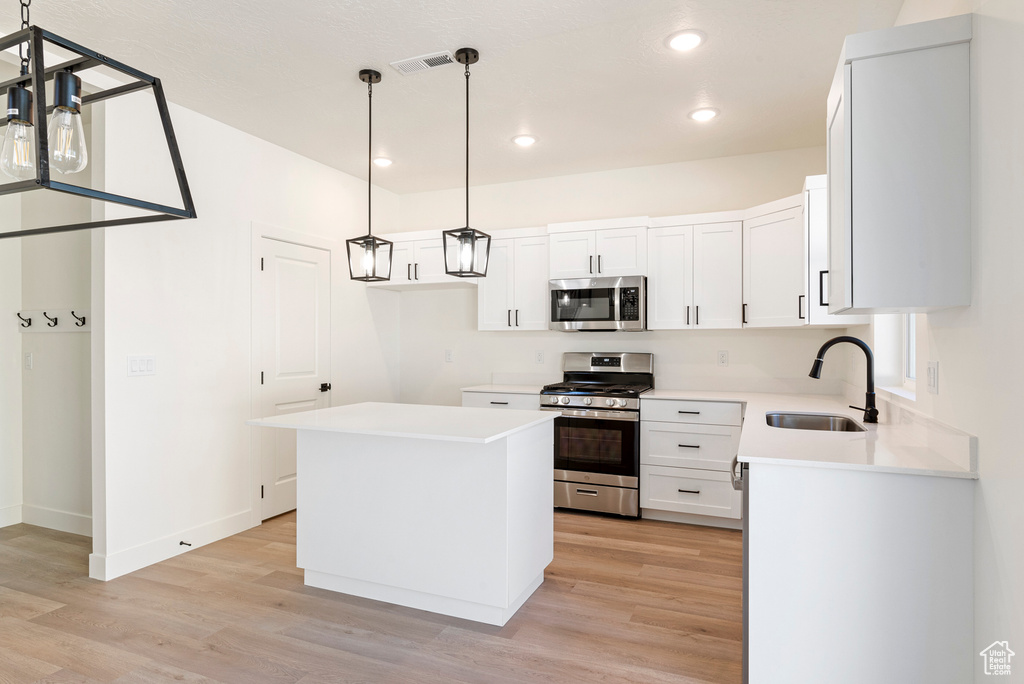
[827,14,971,314]
[743,196,807,328]
[368,232,477,289]
[478,231,549,331]
[648,214,742,330]
[547,217,648,279]
[804,175,870,326]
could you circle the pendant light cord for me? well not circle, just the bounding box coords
[465,62,470,229]
[367,79,373,238]
[18,0,31,76]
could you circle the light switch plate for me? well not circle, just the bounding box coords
[128,355,156,377]
[926,361,939,394]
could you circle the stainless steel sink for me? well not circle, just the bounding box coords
[765,412,866,432]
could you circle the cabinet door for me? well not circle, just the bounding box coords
[412,240,449,282]
[647,226,693,329]
[806,186,870,326]
[512,236,549,330]
[477,239,514,330]
[743,205,806,328]
[827,71,853,314]
[595,226,647,277]
[693,222,742,329]
[391,243,414,282]
[548,231,597,279]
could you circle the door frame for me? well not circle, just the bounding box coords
[249,222,336,528]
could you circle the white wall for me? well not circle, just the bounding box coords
[0,205,22,528]
[849,3,1024,676]
[396,146,825,233]
[89,93,400,579]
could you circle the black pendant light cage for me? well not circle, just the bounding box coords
[0,25,196,240]
[347,68,393,281]
[443,47,490,278]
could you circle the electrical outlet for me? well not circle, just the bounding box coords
[24,352,32,370]
[444,349,454,363]
[926,361,939,394]
[535,351,544,364]
[717,350,729,367]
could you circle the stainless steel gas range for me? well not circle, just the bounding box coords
[540,352,654,518]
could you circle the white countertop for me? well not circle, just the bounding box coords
[461,384,545,395]
[247,402,556,444]
[643,390,977,479]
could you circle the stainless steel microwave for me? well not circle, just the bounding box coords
[549,276,646,332]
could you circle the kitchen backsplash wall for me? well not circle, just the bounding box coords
[398,288,850,406]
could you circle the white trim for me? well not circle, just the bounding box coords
[22,505,91,536]
[641,508,743,529]
[649,209,745,227]
[547,216,649,233]
[0,504,22,528]
[88,509,251,581]
[742,193,803,220]
[878,385,917,402]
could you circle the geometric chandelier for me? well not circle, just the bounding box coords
[0,12,196,240]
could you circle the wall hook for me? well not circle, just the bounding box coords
[16,313,31,328]
[43,312,58,327]
[71,311,86,327]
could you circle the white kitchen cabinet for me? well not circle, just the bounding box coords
[368,233,474,289]
[640,397,743,525]
[547,217,648,279]
[477,233,549,331]
[827,15,971,314]
[647,215,742,330]
[804,175,870,326]
[461,390,540,410]
[743,196,807,328]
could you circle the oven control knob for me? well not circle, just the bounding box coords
[617,399,628,407]
[583,397,592,406]
[605,399,615,407]
[559,396,570,405]
[549,396,559,404]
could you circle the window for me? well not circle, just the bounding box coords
[903,314,917,390]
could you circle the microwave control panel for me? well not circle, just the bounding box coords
[619,288,640,321]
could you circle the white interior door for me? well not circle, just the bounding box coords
[259,238,331,520]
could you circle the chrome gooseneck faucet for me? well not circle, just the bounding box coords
[808,335,879,423]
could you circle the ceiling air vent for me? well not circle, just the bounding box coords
[390,51,456,76]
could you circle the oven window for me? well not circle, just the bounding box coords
[553,416,638,477]
[551,288,616,322]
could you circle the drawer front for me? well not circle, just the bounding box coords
[641,422,740,471]
[461,392,540,410]
[555,480,639,517]
[640,399,743,426]
[640,466,742,519]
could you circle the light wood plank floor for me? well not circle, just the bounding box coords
[0,512,741,684]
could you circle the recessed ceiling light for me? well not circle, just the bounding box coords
[689,108,719,122]
[373,157,393,167]
[512,135,537,147]
[667,30,706,52]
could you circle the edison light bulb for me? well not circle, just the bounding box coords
[48,71,88,174]
[459,237,474,272]
[362,243,375,276]
[1,86,35,181]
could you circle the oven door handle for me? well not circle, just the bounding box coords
[540,407,639,422]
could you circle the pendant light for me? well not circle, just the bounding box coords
[0,0,196,240]
[346,69,393,282]
[443,47,491,278]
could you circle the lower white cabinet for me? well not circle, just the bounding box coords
[461,391,540,410]
[640,398,743,523]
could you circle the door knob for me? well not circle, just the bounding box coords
[319,383,332,392]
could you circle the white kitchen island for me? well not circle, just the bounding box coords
[248,402,556,626]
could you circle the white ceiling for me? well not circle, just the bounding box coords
[0,0,904,194]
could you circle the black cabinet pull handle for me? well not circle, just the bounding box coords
[742,303,747,325]
[407,264,411,280]
[696,305,700,326]
[819,270,829,307]
[515,309,519,327]
[598,255,602,273]
[508,309,511,327]
[677,489,700,495]
[490,401,509,405]
[414,263,419,280]
[798,294,806,320]
[686,305,690,326]
[677,444,700,449]
[677,410,700,415]
[589,255,593,274]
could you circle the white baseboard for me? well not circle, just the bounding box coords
[641,508,743,530]
[22,505,91,536]
[0,504,23,528]
[89,509,255,581]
